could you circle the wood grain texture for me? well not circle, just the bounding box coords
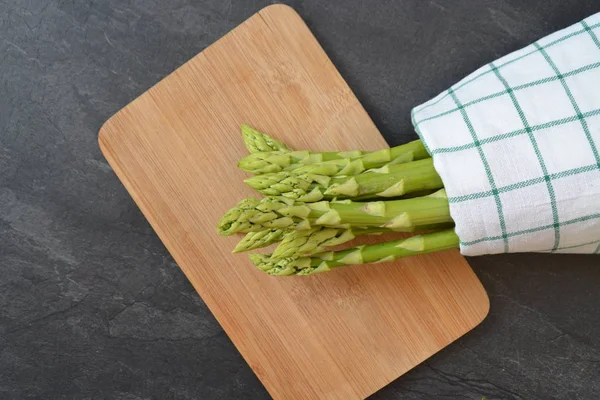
[98,5,489,399]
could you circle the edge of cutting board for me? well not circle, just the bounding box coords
[98,4,490,399]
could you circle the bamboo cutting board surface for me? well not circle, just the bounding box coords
[98,5,489,399]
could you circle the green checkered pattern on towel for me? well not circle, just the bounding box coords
[411,12,600,256]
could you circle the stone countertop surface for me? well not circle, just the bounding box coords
[1,1,599,399]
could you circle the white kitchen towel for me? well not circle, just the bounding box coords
[411,12,600,256]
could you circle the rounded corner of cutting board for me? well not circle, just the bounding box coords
[460,254,491,330]
[474,277,491,326]
[98,114,118,159]
[258,3,301,19]
[98,107,132,166]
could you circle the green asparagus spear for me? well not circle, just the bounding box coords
[237,139,429,175]
[271,226,386,258]
[217,189,452,235]
[232,229,286,253]
[241,124,292,153]
[244,158,443,201]
[251,229,460,276]
[271,222,453,258]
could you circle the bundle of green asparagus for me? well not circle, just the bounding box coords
[217,125,458,276]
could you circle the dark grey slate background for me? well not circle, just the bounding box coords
[1,0,599,399]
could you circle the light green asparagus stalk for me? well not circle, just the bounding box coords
[271,223,453,258]
[217,189,452,235]
[241,124,292,153]
[244,158,443,202]
[237,139,429,175]
[250,229,460,276]
[232,229,286,253]
[272,226,386,258]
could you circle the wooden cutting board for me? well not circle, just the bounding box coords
[99,5,489,399]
